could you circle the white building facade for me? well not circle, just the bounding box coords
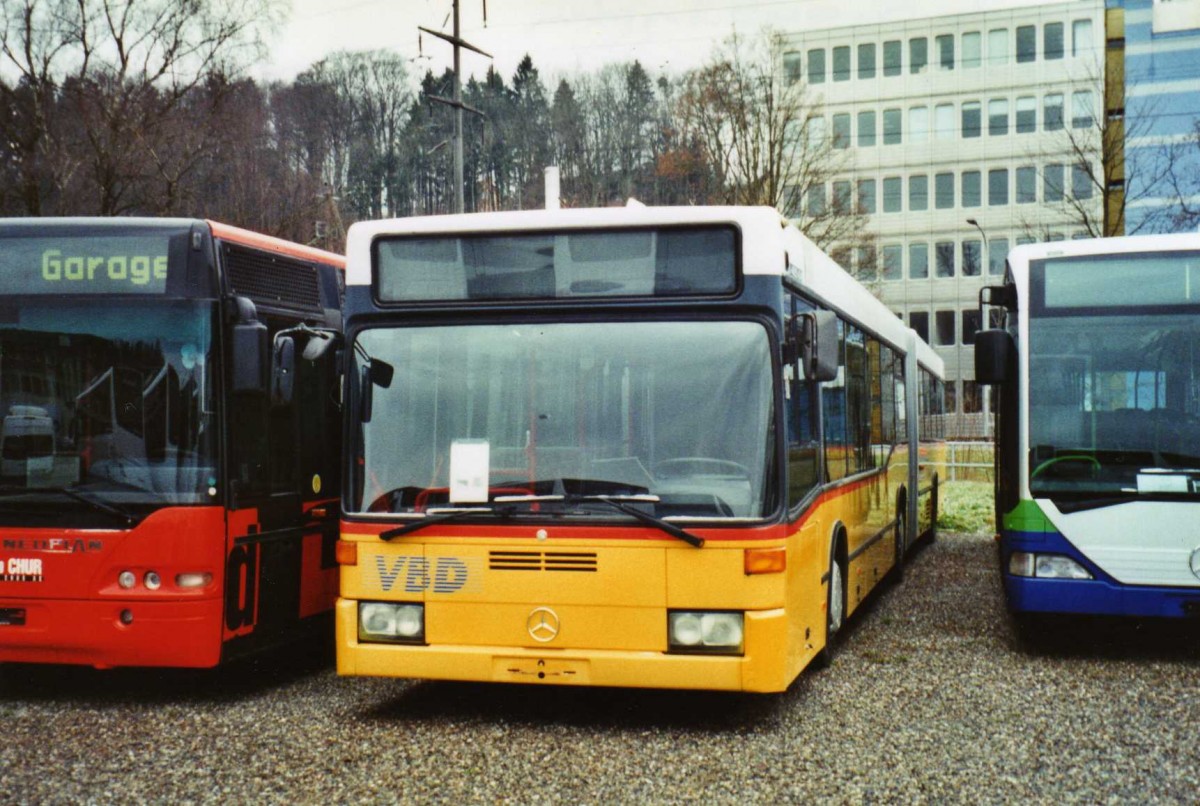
[780,0,1106,434]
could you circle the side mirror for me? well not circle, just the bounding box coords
[271,335,296,406]
[230,297,268,394]
[800,310,839,382]
[358,358,395,424]
[302,331,336,362]
[975,329,1014,384]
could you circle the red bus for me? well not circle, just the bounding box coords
[0,218,344,668]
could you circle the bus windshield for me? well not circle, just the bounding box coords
[1028,254,1200,499]
[351,320,775,520]
[0,299,217,514]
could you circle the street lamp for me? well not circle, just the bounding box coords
[965,218,992,437]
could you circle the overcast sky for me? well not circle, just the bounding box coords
[259,0,811,84]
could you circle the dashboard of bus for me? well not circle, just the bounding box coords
[348,319,777,522]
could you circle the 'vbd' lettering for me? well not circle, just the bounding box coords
[374,555,471,594]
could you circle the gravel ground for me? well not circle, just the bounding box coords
[2,530,1198,804]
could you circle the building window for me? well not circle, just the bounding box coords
[1016,25,1036,62]
[857,179,877,213]
[962,310,982,346]
[963,239,982,277]
[1016,235,1035,247]
[962,380,982,413]
[936,242,955,278]
[910,311,929,342]
[909,243,929,279]
[883,40,901,76]
[858,43,876,79]
[910,37,928,74]
[1016,166,1037,203]
[857,110,877,147]
[1045,22,1064,60]
[1073,163,1093,200]
[883,176,902,212]
[962,101,981,138]
[909,174,929,211]
[833,46,851,81]
[962,31,981,68]
[808,49,826,83]
[832,113,851,149]
[936,34,954,70]
[988,237,1008,276]
[1016,96,1036,133]
[1073,19,1093,58]
[935,103,955,140]
[909,106,929,143]
[807,183,826,216]
[832,180,852,214]
[1044,163,1064,202]
[856,246,877,280]
[935,310,956,346]
[935,172,954,209]
[962,171,982,208]
[882,244,903,280]
[1073,90,1093,128]
[945,381,958,414]
[988,169,1008,206]
[988,98,1009,136]
[1044,93,1064,131]
[883,108,902,144]
[783,52,803,84]
[988,28,1008,65]
[805,116,827,148]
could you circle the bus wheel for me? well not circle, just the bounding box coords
[892,506,907,584]
[815,549,845,668]
[927,477,940,542]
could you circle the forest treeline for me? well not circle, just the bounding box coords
[0,0,871,253]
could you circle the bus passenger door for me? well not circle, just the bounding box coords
[223,320,340,654]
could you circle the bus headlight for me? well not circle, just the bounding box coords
[1009,551,1092,580]
[1034,555,1093,580]
[358,602,425,643]
[668,611,744,654]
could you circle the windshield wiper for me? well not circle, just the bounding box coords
[379,506,511,540]
[495,493,705,548]
[0,485,136,526]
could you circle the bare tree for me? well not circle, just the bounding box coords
[674,30,869,252]
[1017,64,1185,239]
[1164,118,1200,231]
[0,0,278,216]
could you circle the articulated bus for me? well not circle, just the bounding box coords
[976,234,1200,623]
[0,218,344,668]
[335,206,945,692]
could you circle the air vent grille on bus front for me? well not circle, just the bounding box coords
[224,243,322,313]
[489,551,598,572]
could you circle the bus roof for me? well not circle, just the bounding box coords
[345,206,786,288]
[1007,232,1200,268]
[0,217,343,268]
[345,205,943,377]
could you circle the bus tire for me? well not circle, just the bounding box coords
[927,476,940,543]
[814,533,846,669]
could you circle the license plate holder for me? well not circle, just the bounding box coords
[0,607,27,626]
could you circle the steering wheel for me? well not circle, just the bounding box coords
[1030,455,1101,480]
[653,458,752,479]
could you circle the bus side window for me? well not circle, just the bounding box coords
[787,294,821,507]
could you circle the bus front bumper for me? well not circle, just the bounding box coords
[334,599,794,693]
[0,596,223,668]
[1004,575,1200,619]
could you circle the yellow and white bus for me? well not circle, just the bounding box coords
[335,206,944,692]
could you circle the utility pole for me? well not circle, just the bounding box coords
[420,0,491,214]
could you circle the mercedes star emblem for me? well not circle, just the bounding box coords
[526,607,560,643]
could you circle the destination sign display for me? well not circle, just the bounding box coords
[0,234,174,295]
